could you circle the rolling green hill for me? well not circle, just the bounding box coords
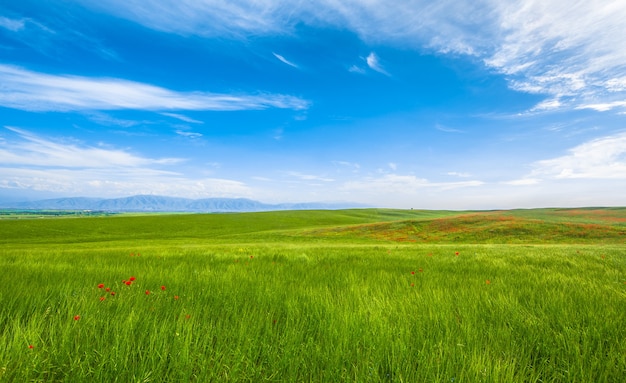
[2,207,624,247]
[1,207,625,382]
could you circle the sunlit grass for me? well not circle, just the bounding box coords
[1,210,625,381]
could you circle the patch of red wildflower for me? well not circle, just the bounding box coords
[97,283,105,289]
[99,296,106,302]
[125,281,132,286]
[411,271,415,275]
[161,285,166,291]
[145,290,150,295]
[105,287,111,292]
[110,291,116,296]
[455,252,460,256]
[73,315,80,321]
[174,295,179,300]
[28,345,34,349]
[129,276,136,281]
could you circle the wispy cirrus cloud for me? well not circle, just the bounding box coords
[0,127,251,198]
[283,171,335,182]
[0,16,26,31]
[1,127,182,168]
[162,113,204,124]
[366,52,390,76]
[0,64,309,112]
[175,129,203,139]
[78,0,626,111]
[576,101,626,113]
[273,52,299,68]
[341,174,483,194]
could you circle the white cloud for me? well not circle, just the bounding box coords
[273,52,298,68]
[283,171,335,182]
[79,0,626,110]
[575,101,626,112]
[0,128,251,199]
[0,167,251,199]
[348,65,366,74]
[87,113,144,128]
[1,127,182,168]
[503,178,541,185]
[606,77,626,92]
[175,130,203,139]
[529,132,626,179]
[447,171,471,178]
[531,98,562,111]
[0,16,26,31]
[341,174,483,194]
[366,52,390,76]
[435,124,464,133]
[162,113,204,124]
[0,64,309,112]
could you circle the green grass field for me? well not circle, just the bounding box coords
[1,208,625,382]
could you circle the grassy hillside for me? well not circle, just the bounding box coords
[303,209,626,244]
[2,207,624,247]
[1,208,625,381]
[0,209,459,247]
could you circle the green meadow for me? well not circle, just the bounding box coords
[1,208,625,382]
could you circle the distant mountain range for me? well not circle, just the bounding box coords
[0,195,367,212]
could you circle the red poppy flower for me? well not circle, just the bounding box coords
[145,290,150,295]
[29,345,34,349]
[110,291,116,296]
[129,276,136,281]
[73,315,80,321]
[411,271,415,275]
[97,283,105,289]
[174,295,179,300]
[105,287,111,292]
[125,281,132,286]
[455,252,459,256]
[99,296,106,301]
[160,285,166,291]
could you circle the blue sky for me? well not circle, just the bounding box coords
[1,0,626,209]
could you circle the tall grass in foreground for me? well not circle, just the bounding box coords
[1,244,625,382]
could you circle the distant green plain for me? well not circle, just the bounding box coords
[1,208,625,382]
